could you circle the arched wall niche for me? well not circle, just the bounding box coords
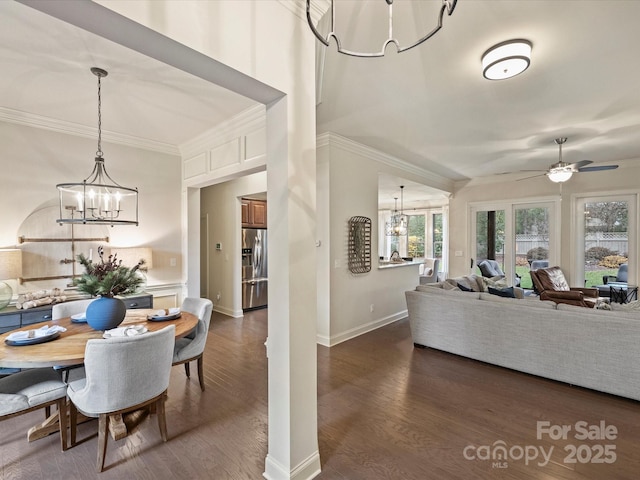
[17,199,110,292]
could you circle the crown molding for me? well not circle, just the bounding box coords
[277,0,328,22]
[178,104,266,159]
[0,107,179,156]
[317,132,454,192]
[276,0,304,19]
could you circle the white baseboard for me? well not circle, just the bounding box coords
[317,310,407,347]
[213,304,243,318]
[263,450,321,480]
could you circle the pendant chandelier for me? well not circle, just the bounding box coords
[306,0,457,58]
[56,67,139,226]
[385,185,408,236]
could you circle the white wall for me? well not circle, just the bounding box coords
[200,171,267,317]
[86,2,321,478]
[448,159,640,284]
[317,133,450,346]
[0,121,183,298]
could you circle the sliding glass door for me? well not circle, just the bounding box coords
[472,201,557,288]
[475,208,506,272]
[575,195,636,287]
[515,205,551,289]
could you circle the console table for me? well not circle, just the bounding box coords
[0,293,152,334]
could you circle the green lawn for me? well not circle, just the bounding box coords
[516,266,617,289]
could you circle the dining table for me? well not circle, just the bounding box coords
[0,308,198,443]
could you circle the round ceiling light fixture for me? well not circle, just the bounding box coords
[547,168,573,183]
[482,39,532,80]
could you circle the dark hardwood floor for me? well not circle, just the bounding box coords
[2,309,639,479]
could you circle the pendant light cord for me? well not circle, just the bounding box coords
[96,73,103,159]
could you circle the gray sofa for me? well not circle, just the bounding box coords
[405,284,640,401]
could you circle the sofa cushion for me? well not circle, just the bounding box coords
[415,281,459,291]
[415,285,479,299]
[488,286,516,298]
[611,300,640,311]
[478,276,508,291]
[451,274,483,292]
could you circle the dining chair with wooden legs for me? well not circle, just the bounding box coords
[52,299,96,383]
[67,325,175,472]
[172,297,213,391]
[0,367,69,451]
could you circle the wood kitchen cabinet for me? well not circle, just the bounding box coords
[241,199,267,228]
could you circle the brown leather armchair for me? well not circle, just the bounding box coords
[530,266,599,308]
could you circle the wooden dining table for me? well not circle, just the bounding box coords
[0,308,198,443]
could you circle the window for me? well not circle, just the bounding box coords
[515,206,550,289]
[575,195,636,287]
[407,214,425,258]
[379,208,446,268]
[432,212,443,260]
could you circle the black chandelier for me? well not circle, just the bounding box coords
[56,67,139,226]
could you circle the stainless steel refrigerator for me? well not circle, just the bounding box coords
[241,228,268,310]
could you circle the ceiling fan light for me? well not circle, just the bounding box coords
[547,170,573,183]
[482,39,532,80]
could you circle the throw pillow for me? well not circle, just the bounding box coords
[488,286,516,298]
[457,282,473,292]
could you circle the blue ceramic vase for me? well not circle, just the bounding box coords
[86,296,126,331]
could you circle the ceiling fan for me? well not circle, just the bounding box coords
[520,138,618,183]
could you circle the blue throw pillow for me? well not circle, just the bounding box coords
[488,286,516,298]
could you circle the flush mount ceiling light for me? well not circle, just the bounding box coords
[306,0,457,58]
[385,186,408,236]
[56,68,139,226]
[482,39,532,80]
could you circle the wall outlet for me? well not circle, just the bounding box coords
[216,292,221,301]
[454,250,463,257]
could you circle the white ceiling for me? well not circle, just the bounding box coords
[0,1,257,151]
[3,1,640,203]
[317,0,640,181]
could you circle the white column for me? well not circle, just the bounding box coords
[264,95,321,479]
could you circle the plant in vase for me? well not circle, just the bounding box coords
[75,246,147,330]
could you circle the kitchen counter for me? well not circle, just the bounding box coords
[378,261,422,270]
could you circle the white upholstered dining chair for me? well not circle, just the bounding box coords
[0,367,68,451]
[52,299,96,382]
[52,298,95,319]
[172,297,213,391]
[67,325,175,472]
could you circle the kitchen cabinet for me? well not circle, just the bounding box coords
[241,199,267,228]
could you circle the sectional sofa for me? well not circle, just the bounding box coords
[405,277,640,401]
